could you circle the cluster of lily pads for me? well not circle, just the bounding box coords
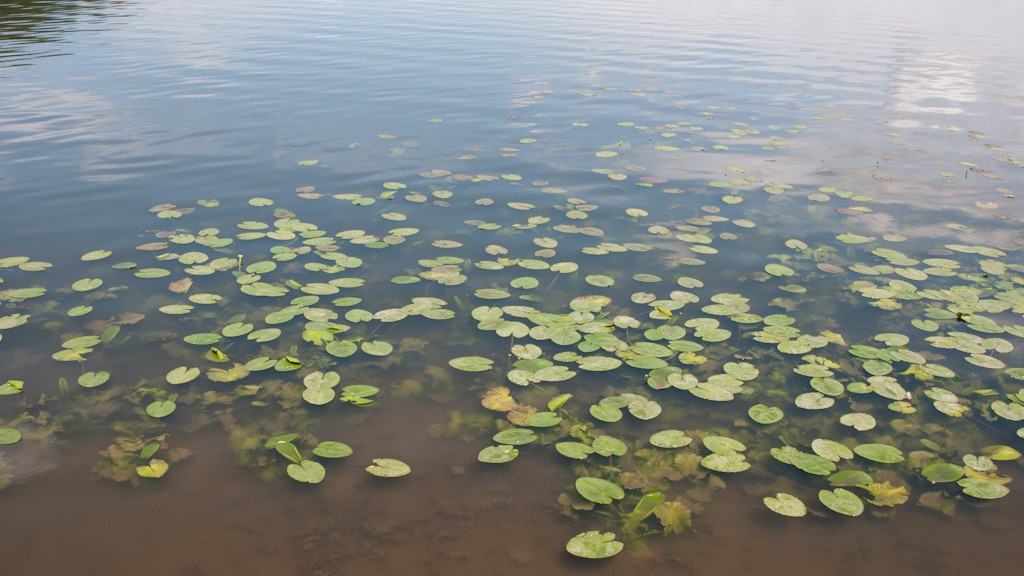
[1,87,1022,559]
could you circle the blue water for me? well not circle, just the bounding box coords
[2,1,1023,575]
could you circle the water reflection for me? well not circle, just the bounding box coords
[888,52,978,116]
[0,0,130,67]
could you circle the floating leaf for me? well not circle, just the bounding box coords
[313,441,353,458]
[360,341,392,356]
[764,493,807,517]
[556,442,595,460]
[853,443,904,464]
[981,445,1021,461]
[0,428,22,445]
[922,463,965,483]
[136,459,169,479]
[958,477,1009,499]
[146,398,177,418]
[207,363,250,382]
[493,428,536,446]
[565,531,623,559]
[650,430,692,448]
[592,435,628,457]
[478,445,519,463]
[701,452,750,473]
[748,404,784,424]
[575,477,625,504]
[819,488,864,516]
[78,371,110,388]
[523,411,562,427]
[287,460,326,483]
[366,458,411,478]
[0,380,24,395]
[449,356,494,372]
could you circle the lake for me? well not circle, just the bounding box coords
[1,0,1023,574]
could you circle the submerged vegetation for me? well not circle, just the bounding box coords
[1,86,1023,559]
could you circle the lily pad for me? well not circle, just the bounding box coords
[575,477,625,504]
[819,488,864,516]
[478,445,519,463]
[166,366,200,385]
[366,458,411,478]
[565,531,623,559]
[78,371,110,388]
[592,435,628,457]
[853,443,904,464]
[921,463,965,483]
[0,428,22,445]
[287,460,326,483]
[650,430,692,448]
[556,442,595,460]
[136,459,169,479]
[958,477,1009,499]
[449,356,494,372]
[146,398,177,418]
[764,493,807,517]
[493,428,537,446]
[313,441,353,458]
[748,404,784,424]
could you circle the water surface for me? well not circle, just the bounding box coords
[2,1,1023,574]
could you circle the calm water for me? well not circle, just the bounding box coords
[2,1,1024,574]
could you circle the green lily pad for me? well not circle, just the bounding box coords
[589,404,623,423]
[302,387,336,405]
[62,335,102,349]
[523,411,562,427]
[166,366,200,385]
[565,531,623,559]
[493,428,537,446]
[78,371,110,388]
[958,477,1009,499]
[585,274,615,287]
[577,356,623,371]
[313,441,353,458]
[0,428,22,445]
[575,477,625,504]
[135,268,171,278]
[355,341,390,356]
[921,463,965,483]
[701,452,751,473]
[853,443,904,464]
[478,445,519,463]
[287,460,326,483]
[764,493,807,517]
[811,439,854,462]
[556,442,595,460]
[703,436,746,453]
[592,435,628,457]
[325,340,358,358]
[0,380,24,395]
[449,356,494,372]
[366,458,411,478]
[981,445,1021,461]
[840,412,876,431]
[146,398,177,418]
[828,470,873,487]
[650,430,692,448]
[136,459,169,479]
[819,488,864,516]
[247,328,281,343]
[184,333,221,345]
[748,404,784,424]
[71,278,103,292]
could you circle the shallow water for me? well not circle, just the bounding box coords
[2,1,1023,574]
